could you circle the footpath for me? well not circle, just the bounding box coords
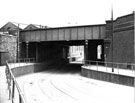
[0,66,11,103]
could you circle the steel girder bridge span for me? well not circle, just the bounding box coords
[19,24,107,65]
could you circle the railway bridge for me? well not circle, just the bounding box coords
[20,24,107,63]
[19,12,135,68]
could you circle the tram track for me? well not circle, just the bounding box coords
[16,68,134,103]
[21,72,79,103]
[38,74,78,103]
[22,73,54,103]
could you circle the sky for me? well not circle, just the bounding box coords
[0,0,135,28]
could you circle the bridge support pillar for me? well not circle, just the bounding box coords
[36,43,39,62]
[84,40,88,64]
[26,42,29,58]
[62,46,69,59]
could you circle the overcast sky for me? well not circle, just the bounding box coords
[0,0,135,28]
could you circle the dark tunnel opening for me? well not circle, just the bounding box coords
[20,40,105,74]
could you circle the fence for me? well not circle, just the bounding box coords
[83,60,135,77]
[5,58,35,103]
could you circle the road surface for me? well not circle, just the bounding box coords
[16,68,134,103]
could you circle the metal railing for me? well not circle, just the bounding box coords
[5,58,35,103]
[83,60,135,103]
[8,58,35,64]
[5,58,135,103]
[83,60,135,77]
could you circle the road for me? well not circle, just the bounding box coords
[16,66,134,103]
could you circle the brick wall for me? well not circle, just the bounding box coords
[113,30,134,64]
[0,34,17,60]
[81,67,134,86]
[106,13,134,67]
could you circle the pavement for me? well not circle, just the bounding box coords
[0,66,11,103]
[82,65,135,77]
[0,63,36,103]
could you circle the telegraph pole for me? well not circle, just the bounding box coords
[111,6,114,72]
[17,24,20,60]
[133,11,135,103]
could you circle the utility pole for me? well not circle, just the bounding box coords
[17,24,20,60]
[133,11,135,103]
[111,6,114,72]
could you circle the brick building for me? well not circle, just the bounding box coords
[0,22,19,36]
[106,12,134,67]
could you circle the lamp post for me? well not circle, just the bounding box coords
[84,40,88,65]
[26,41,29,59]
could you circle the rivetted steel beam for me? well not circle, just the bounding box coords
[20,24,106,42]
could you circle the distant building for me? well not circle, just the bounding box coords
[0,22,21,36]
[23,24,39,30]
[24,24,50,30]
